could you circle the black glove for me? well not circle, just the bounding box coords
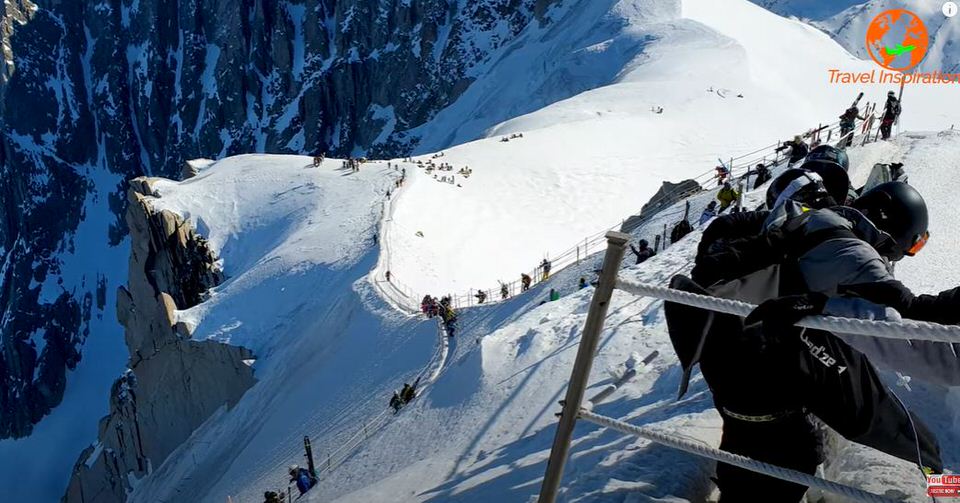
[839,280,912,308]
[744,292,828,333]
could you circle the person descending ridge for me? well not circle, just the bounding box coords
[629,239,655,264]
[839,101,866,148]
[475,289,487,304]
[521,273,532,292]
[500,282,509,300]
[784,135,809,165]
[751,162,771,189]
[716,182,740,213]
[880,90,901,140]
[540,259,552,280]
[665,180,957,502]
[288,465,316,496]
[699,201,718,227]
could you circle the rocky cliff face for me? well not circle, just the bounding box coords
[62,179,255,503]
[0,0,555,439]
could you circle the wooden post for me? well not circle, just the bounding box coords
[538,232,629,503]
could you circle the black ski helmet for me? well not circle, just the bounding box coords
[806,144,850,171]
[766,168,834,210]
[852,181,929,259]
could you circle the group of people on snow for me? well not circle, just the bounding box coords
[420,295,458,336]
[500,132,524,142]
[311,153,325,167]
[663,131,956,501]
[389,378,420,413]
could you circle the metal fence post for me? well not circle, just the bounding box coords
[538,231,629,503]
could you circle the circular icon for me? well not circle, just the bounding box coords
[945,2,958,17]
[865,9,930,72]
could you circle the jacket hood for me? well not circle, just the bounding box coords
[803,207,902,260]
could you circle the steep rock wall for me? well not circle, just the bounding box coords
[62,179,255,503]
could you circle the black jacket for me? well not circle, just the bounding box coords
[667,210,945,472]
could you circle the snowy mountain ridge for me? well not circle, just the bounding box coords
[1,0,959,501]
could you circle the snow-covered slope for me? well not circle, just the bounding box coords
[384,0,960,300]
[753,0,960,74]
[321,130,960,503]
[114,156,443,502]
[35,0,960,501]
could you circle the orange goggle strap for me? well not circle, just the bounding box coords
[906,230,930,257]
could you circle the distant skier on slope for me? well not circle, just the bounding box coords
[716,183,739,212]
[667,181,959,502]
[540,259,552,280]
[288,465,316,496]
[521,273,532,292]
[782,135,809,165]
[263,491,282,503]
[880,90,901,140]
[750,162,771,189]
[475,289,487,304]
[699,201,717,227]
[579,277,588,289]
[500,282,509,300]
[839,103,866,148]
[629,239,655,264]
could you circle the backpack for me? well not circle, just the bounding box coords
[664,211,943,473]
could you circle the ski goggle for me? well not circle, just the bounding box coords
[906,231,930,257]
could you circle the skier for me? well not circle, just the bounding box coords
[715,165,730,186]
[750,162,771,189]
[783,135,809,165]
[579,277,588,289]
[699,201,718,227]
[521,273,532,292]
[385,270,391,282]
[839,104,865,148]
[629,239,655,264]
[500,283,509,300]
[390,392,402,413]
[880,90,901,140]
[716,183,739,212]
[288,465,316,496]
[670,219,693,244]
[475,289,487,304]
[667,182,956,502]
[401,379,418,403]
[540,259,552,280]
[263,491,282,503]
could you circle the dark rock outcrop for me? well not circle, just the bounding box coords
[0,0,556,439]
[621,180,702,233]
[62,179,255,503]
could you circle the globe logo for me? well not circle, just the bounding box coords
[866,9,929,72]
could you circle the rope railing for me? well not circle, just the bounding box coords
[617,280,960,343]
[577,409,898,503]
[260,321,449,496]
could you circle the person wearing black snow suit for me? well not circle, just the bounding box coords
[880,91,901,140]
[670,219,693,244]
[750,162,771,189]
[390,392,402,413]
[629,239,655,264]
[784,135,808,165]
[839,105,866,147]
[667,182,954,502]
[263,491,282,503]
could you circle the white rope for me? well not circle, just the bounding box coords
[577,409,898,503]
[617,280,960,344]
